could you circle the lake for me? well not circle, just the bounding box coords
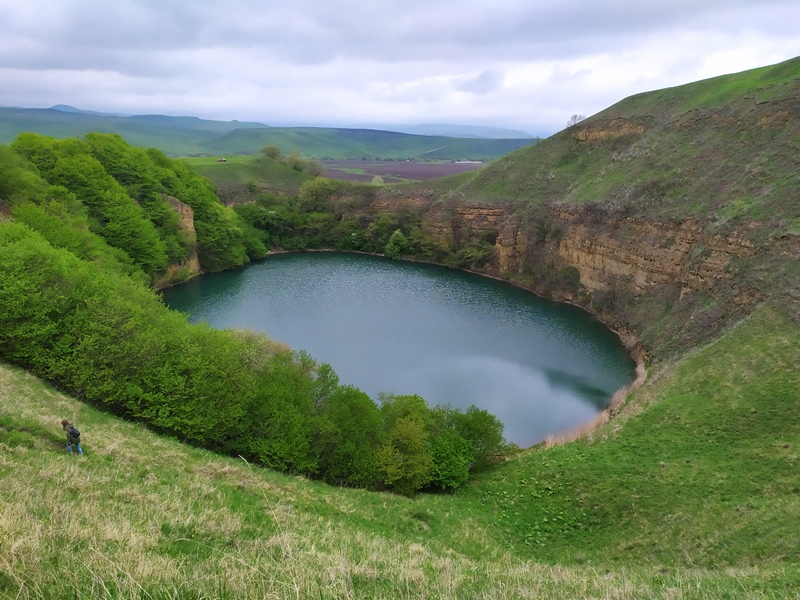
[161,252,636,447]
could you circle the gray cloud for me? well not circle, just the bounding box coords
[457,70,504,94]
[1,0,799,135]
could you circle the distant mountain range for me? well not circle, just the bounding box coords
[350,122,535,139]
[0,105,536,159]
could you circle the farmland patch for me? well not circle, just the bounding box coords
[321,160,484,183]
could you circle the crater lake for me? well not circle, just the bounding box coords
[162,252,637,447]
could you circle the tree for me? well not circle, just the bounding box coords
[316,385,382,487]
[284,151,307,172]
[261,145,282,160]
[452,406,510,471]
[305,160,325,177]
[566,114,586,128]
[384,229,410,259]
[377,414,433,495]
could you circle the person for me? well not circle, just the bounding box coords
[61,419,83,455]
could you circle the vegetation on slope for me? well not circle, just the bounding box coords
[0,107,535,160]
[205,127,534,160]
[182,154,313,203]
[2,57,799,598]
[1,305,798,598]
[458,57,800,234]
[0,133,511,496]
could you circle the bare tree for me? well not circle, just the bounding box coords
[565,114,586,128]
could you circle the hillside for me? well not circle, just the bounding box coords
[0,107,534,160]
[369,57,800,358]
[0,107,268,156]
[457,56,799,227]
[200,127,533,160]
[182,155,314,203]
[2,57,800,598]
[2,303,798,598]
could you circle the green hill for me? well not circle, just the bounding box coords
[457,57,800,226]
[418,56,799,357]
[182,155,314,202]
[0,107,268,156]
[2,303,798,597]
[0,108,535,160]
[205,127,534,160]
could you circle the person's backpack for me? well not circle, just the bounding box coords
[70,426,80,438]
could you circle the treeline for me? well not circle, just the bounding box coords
[234,177,498,269]
[260,145,324,177]
[0,133,513,494]
[8,132,267,279]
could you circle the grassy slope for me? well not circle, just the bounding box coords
[167,127,534,160]
[458,57,800,231]
[2,305,798,598]
[448,57,800,357]
[0,109,268,156]
[182,155,312,195]
[0,110,535,161]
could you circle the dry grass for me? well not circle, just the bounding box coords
[1,362,796,598]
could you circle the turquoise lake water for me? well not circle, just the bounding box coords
[162,252,636,447]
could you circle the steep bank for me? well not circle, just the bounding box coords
[332,191,768,360]
[350,58,800,359]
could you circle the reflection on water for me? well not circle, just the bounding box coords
[162,252,636,447]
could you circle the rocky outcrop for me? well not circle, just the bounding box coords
[365,195,755,301]
[552,209,754,296]
[154,195,201,289]
[572,119,647,142]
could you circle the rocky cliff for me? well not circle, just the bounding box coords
[364,196,754,297]
[351,191,768,358]
[154,195,202,289]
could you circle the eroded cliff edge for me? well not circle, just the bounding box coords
[342,192,785,362]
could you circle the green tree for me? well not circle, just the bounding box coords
[427,428,472,491]
[261,145,282,160]
[452,405,511,471]
[316,385,382,487]
[377,413,433,495]
[384,229,410,259]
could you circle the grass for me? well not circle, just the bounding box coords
[2,304,799,598]
[0,108,536,162]
[181,155,312,197]
[459,57,800,229]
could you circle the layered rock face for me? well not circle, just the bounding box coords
[552,209,754,296]
[362,195,754,302]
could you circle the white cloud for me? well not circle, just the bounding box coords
[1,0,799,135]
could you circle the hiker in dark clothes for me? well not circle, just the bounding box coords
[61,419,83,455]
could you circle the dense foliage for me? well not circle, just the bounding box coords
[233,178,498,271]
[0,134,512,494]
[10,132,266,277]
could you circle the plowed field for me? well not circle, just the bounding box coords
[321,160,484,183]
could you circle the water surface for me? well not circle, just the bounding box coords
[162,252,636,447]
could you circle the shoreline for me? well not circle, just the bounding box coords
[262,248,649,450]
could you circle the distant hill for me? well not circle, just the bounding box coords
[205,127,534,160]
[0,106,268,155]
[0,106,536,160]
[358,123,535,139]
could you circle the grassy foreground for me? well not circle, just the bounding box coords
[1,305,799,598]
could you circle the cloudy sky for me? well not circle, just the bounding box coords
[2,0,799,136]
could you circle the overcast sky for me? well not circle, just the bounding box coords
[2,1,799,136]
